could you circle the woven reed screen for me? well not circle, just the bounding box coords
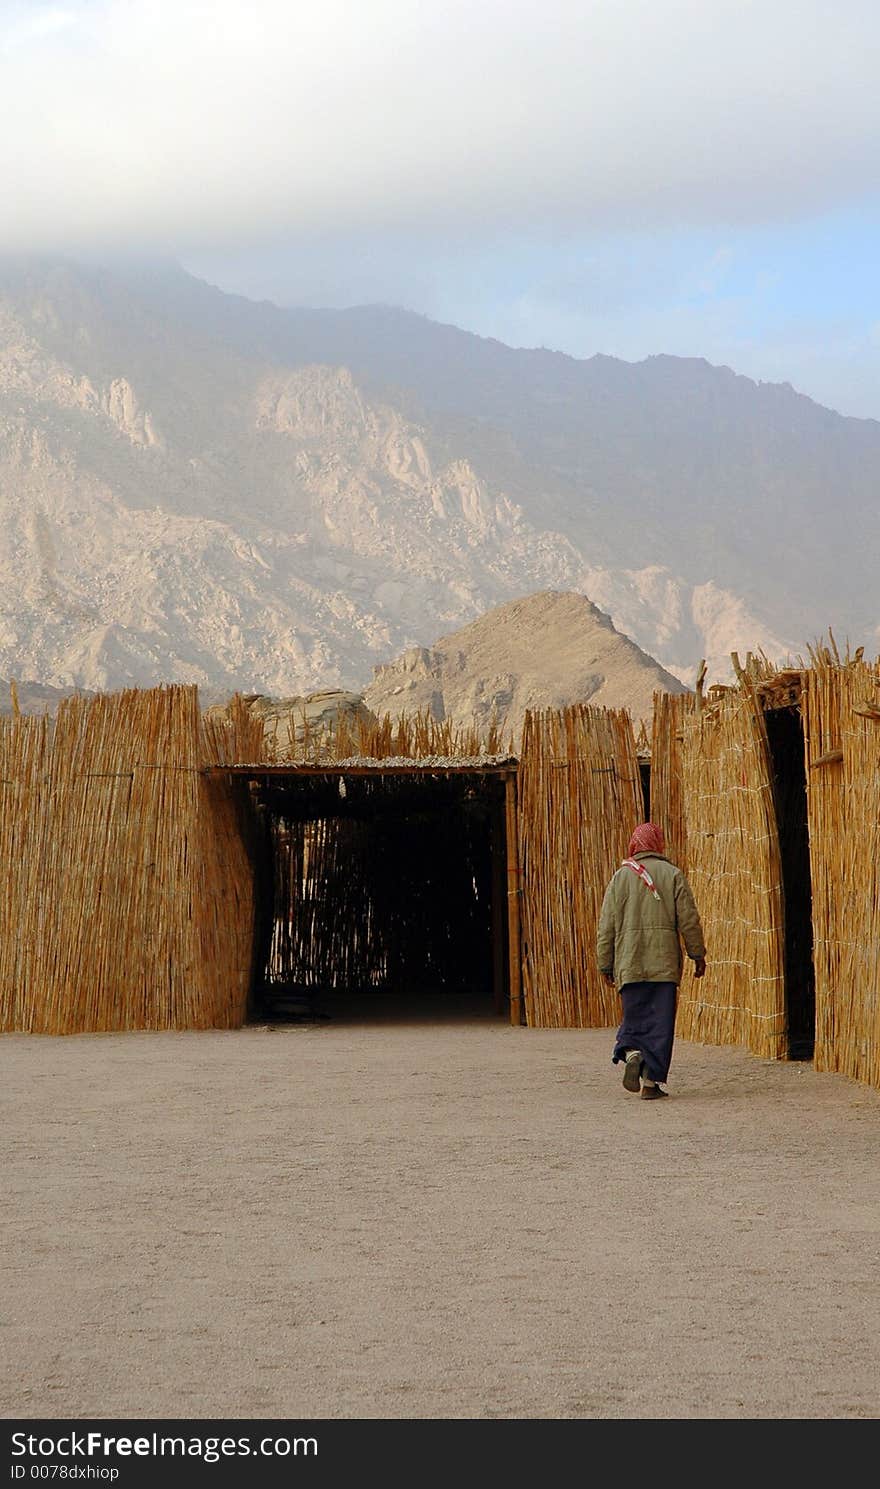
[0,715,49,1032]
[0,686,262,1034]
[198,699,265,1028]
[676,687,786,1058]
[650,691,694,871]
[802,659,880,1087]
[518,705,642,1027]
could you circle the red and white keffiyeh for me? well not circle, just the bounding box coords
[623,823,665,899]
[622,857,661,900]
[627,822,665,857]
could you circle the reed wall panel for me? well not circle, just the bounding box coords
[0,716,49,1032]
[518,705,642,1027]
[650,691,693,871]
[196,702,267,1029]
[676,687,786,1058]
[1,686,261,1034]
[802,660,880,1087]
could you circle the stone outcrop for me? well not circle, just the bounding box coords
[207,689,377,759]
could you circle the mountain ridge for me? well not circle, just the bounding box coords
[0,254,872,696]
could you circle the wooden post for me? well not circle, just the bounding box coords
[490,796,506,1014]
[504,770,523,1025]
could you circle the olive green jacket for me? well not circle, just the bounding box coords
[597,852,706,988]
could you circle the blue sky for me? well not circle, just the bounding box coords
[3,1,880,419]
[190,206,880,419]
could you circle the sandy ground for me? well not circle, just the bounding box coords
[3,999,880,1420]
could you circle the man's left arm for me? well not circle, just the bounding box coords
[597,879,617,985]
[674,872,707,968]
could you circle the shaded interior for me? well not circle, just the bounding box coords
[765,706,816,1059]
[639,759,651,820]
[247,769,511,1023]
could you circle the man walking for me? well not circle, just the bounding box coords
[597,822,706,1099]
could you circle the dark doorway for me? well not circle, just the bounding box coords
[639,760,651,820]
[764,707,815,1059]
[246,768,512,1024]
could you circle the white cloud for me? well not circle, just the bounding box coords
[2,0,879,252]
[0,4,77,51]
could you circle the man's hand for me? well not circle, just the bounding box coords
[602,971,616,987]
[694,956,707,979]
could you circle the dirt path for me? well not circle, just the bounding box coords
[3,1011,879,1419]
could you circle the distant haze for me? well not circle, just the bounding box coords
[3,2,879,249]
[3,3,880,414]
[5,1,880,248]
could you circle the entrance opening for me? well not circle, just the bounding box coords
[639,760,651,820]
[245,767,513,1024]
[765,706,815,1059]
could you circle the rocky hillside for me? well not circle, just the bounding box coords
[365,591,688,736]
[1,255,875,696]
[0,679,89,715]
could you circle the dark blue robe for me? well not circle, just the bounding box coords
[611,981,677,1083]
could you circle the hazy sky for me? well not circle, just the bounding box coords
[3,0,880,417]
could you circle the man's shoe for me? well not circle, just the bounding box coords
[641,1084,668,1100]
[622,1050,643,1093]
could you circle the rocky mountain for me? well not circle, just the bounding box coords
[365,591,689,736]
[0,678,90,715]
[0,254,875,697]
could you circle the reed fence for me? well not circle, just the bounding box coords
[518,704,642,1027]
[0,715,49,1031]
[0,685,262,1034]
[672,679,786,1058]
[9,662,880,1085]
[650,690,693,870]
[650,648,880,1087]
[802,651,880,1087]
